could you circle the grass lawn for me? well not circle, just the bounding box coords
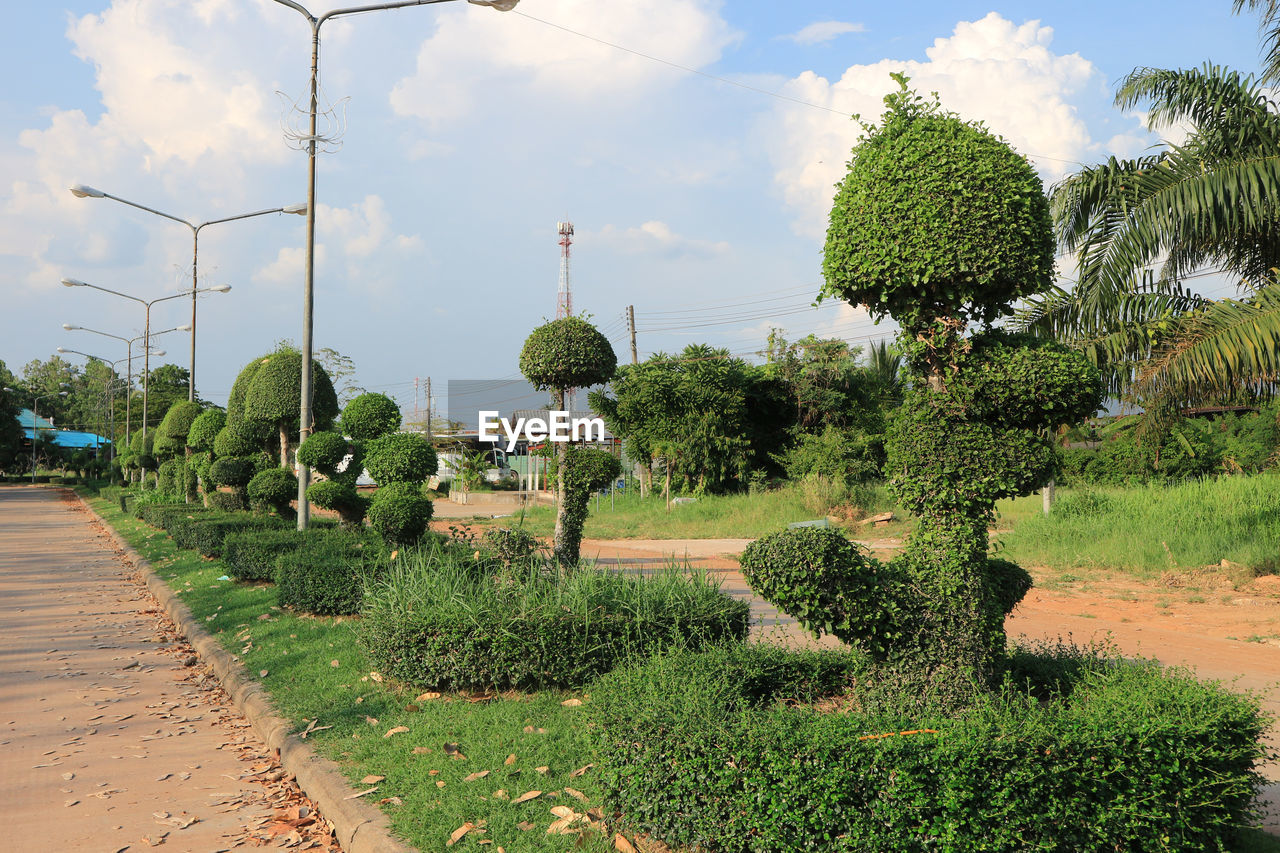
[88,495,614,852]
[468,482,913,541]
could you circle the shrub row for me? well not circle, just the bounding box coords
[276,532,387,615]
[359,553,751,691]
[134,501,289,558]
[588,644,1267,853]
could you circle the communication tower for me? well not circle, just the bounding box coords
[556,221,573,319]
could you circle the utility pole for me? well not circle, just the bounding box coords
[627,304,638,365]
[425,377,433,440]
[413,376,420,426]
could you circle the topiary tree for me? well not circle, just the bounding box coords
[187,409,226,454]
[154,400,204,459]
[239,349,339,468]
[745,77,1104,698]
[519,316,617,564]
[363,432,437,546]
[341,393,402,441]
[129,428,155,487]
[248,467,299,519]
[208,455,257,512]
[298,430,367,529]
[556,447,622,565]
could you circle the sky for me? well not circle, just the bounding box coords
[0,0,1267,426]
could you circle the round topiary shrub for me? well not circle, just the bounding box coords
[367,482,433,546]
[154,400,204,457]
[208,456,256,489]
[821,75,1053,336]
[306,479,369,530]
[248,467,298,518]
[296,430,352,477]
[341,393,402,442]
[186,409,226,452]
[213,422,268,459]
[364,432,437,486]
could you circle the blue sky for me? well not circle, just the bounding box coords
[0,1,1267,425]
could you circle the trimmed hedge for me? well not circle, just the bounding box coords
[223,529,307,582]
[134,502,287,557]
[589,644,1267,853]
[359,555,750,691]
[275,533,385,616]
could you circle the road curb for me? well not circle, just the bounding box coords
[79,494,417,853]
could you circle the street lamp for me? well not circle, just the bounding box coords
[60,277,223,483]
[54,349,140,460]
[27,390,70,484]
[269,0,520,530]
[69,184,306,401]
[62,322,189,438]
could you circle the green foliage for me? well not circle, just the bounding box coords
[223,529,305,582]
[518,316,617,394]
[276,533,384,615]
[591,344,775,494]
[822,75,1054,335]
[247,467,298,518]
[955,331,1105,429]
[741,528,903,659]
[186,409,226,452]
[241,349,338,430]
[226,355,268,425]
[340,393,401,441]
[779,423,884,485]
[484,526,540,565]
[364,432,437,486]
[154,400,204,457]
[590,644,1267,853]
[208,456,256,489]
[156,458,183,496]
[367,482,433,546]
[206,490,247,512]
[358,551,750,691]
[305,479,369,529]
[555,447,622,565]
[213,421,268,458]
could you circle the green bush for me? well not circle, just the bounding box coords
[367,482,433,546]
[296,431,352,478]
[223,528,305,581]
[276,533,385,615]
[208,456,256,488]
[206,490,248,513]
[590,644,1267,853]
[340,392,402,441]
[306,478,369,529]
[186,409,226,452]
[176,514,288,558]
[359,551,750,691]
[213,421,268,459]
[247,467,297,518]
[156,458,182,496]
[364,432,437,486]
[484,526,540,565]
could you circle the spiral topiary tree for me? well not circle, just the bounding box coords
[518,317,617,564]
[745,77,1103,698]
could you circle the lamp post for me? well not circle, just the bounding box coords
[62,323,189,439]
[61,278,224,484]
[269,0,520,530]
[27,390,69,483]
[54,349,138,461]
[68,185,306,402]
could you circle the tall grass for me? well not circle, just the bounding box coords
[999,473,1280,576]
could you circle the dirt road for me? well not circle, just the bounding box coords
[0,486,334,852]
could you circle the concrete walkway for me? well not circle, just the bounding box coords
[0,486,323,852]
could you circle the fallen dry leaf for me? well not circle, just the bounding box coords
[614,833,637,853]
[443,742,461,755]
[564,788,589,803]
[369,672,383,683]
[511,790,542,805]
[535,766,549,775]
[504,754,517,766]
[517,822,537,832]
[344,787,377,800]
[330,660,340,668]
[436,781,446,788]
[379,796,403,806]
[569,764,594,778]
[561,698,583,707]
[493,790,509,800]
[383,726,410,739]
[361,775,386,785]
[415,692,441,702]
[463,770,490,782]
[550,806,576,819]
[446,822,476,847]
[413,747,432,755]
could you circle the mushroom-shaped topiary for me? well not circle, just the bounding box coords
[248,467,298,519]
[213,422,269,459]
[154,401,204,459]
[341,393,402,442]
[187,410,226,453]
[364,433,436,487]
[518,316,617,564]
[298,430,367,529]
[240,350,339,467]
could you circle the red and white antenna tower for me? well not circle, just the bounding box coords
[556,221,573,319]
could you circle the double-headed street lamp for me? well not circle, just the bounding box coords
[269,0,521,529]
[61,324,185,438]
[69,184,306,402]
[56,347,162,456]
[60,278,226,458]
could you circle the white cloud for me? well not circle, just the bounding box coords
[764,12,1130,239]
[591,220,730,258]
[781,21,866,46]
[390,0,740,125]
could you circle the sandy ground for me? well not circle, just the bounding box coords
[0,486,337,853]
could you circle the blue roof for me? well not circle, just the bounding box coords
[19,409,109,449]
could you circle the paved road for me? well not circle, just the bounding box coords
[0,486,320,853]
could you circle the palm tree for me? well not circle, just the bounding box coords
[1019,31,1280,406]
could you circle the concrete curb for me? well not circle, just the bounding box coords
[79,494,417,853]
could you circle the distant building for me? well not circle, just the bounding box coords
[18,409,110,455]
